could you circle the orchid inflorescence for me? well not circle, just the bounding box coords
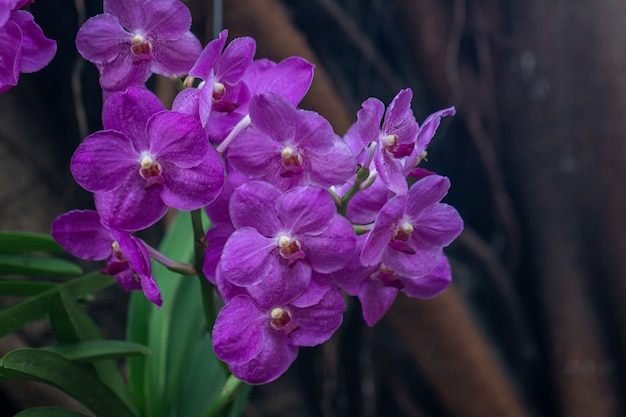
[6,0,463,385]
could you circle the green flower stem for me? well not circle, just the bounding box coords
[201,375,246,417]
[337,166,370,217]
[190,209,218,331]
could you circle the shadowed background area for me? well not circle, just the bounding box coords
[1,0,625,416]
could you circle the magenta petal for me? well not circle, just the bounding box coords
[0,19,21,93]
[412,203,464,247]
[202,223,234,285]
[217,36,255,84]
[382,89,415,139]
[360,195,406,266]
[346,179,391,225]
[382,241,440,278]
[301,215,356,274]
[249,93,297,142]
[70,130,137,192]
[190,30,226,78]
[414,106,456,155]
[288,285,344,346]
[171,87,199,117]
[51,210,112,260]
[12,10,56,73]
[102,87,165,146]
[276,187,335,235]
[99,49,152,92]
[247,260,311,309]
[94,177,167,232]
[160,152,224,210]
[405,175,451,216]
[147,111,208,167]
[244,57,314,106]
[356,97,384,146]
[401,254,452,299]
[306,138,356,188]
[226,126,281,178]
[229,181,282,235]
[150,32,201,76]
[358,279,398,327]
[103,0,141,30]
[374,150,408,195]
[291,272,333,308]
[143,0,191,38]
[75,13,127,64]
[213,294,265,364]
[228,328,298,385]
[220,227,276,287]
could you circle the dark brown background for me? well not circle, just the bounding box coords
[1,0,625,416]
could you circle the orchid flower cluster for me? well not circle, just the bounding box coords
[44,0,464,385]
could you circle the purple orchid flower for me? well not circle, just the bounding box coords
[208,56,315,146]
[75,0,201,92]
[172,29,255,128]
[0,0,56,93]
[334,234,452,326]
[360,175,463,277]
[51,209,162,306]
[212,272,344,384]
[352,89,455,194]
[70,86,224,231]
[226,92,356,191]
[219,180,356,308]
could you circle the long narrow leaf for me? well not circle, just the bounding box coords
[0,254,82,276]
[44,340,150,361]
[0,272,115,339]
[48,288,137,414]
[0,280,57,297]
[0,349,138,417]
[14,407,92,417]
[0,231,65,254]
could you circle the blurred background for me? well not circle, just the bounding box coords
[1,0,625,416]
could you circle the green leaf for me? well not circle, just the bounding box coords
[0,271,115,338]
[44,340,151,361]
[14,407,92,417]
[0,254,82,276]
[48,287,138,414]
[0,280,57,297]
[0,231,65,254]
[0,349,138,417]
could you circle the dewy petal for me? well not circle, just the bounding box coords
[51,210,113,260]
[405,175,451,217]
[300,215,356,274]
[146,111,208,168]
[288,284,344,346]
[401,253,452,299]
[216,35,256,85]
[356,97,384,146]
[75,14,128,64]
[103,0,143,30]
[159,151,224,210]
[11,10,56,73]
[228,326,298,385]
[228,181,282,235]
[220,227,276,287]
[212,294,265,364]
[150,32,201,76]
[102,87,165,148]
[275,186,335,235]
[243,57,314,106]
[360,194,406,266]
[70,130,137,193]
[143,0,192,38]
[0,19,21,93]
[94,176,167,232]
[249,93,297,142]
